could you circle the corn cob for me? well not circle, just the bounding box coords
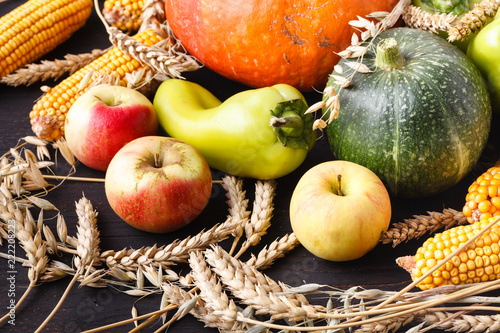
[103,0,144,32]
[463,161,500,223]
[29,29,165,141]
[410,216,500,290]
[0,0,93,79]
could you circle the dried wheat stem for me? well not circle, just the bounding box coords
[160,283,212,325]
[0,281,37,325]
[81,304,177,333]
[380,208,467,246]
[0,48,110,86]
[235,179,276,258]
[127,312,161,333]
[42,175,105,182]
[153,288,201,333]
[34,266,83,333]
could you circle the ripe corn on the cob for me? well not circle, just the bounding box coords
[29,29,165,141]
[103,0,144,32]
[463,162,500,223]
[0,0,93,79]
[410,216,500,290]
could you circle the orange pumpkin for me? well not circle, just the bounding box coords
[165,0,400,91]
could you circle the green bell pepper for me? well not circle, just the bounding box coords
[467,11,500,114]
[153,79,316,180]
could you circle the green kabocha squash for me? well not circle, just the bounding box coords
[324,27,491,198]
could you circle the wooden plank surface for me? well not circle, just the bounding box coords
[0,1,499,332]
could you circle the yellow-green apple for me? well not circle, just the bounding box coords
[105,136,213,233]
[65,85,159,171]
[289,160,391,261]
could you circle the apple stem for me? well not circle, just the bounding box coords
[154,153,160,168]
[337,174,343,196]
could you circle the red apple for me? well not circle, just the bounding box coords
[65,85,159,171]
[105,136,212,233]
[289,160,392,261]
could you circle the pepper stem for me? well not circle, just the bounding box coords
[269,111,304,137]
[269,99,314,150]
[375,38,406,71]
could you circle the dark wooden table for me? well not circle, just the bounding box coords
[1,1,499,332]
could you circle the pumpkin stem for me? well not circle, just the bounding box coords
[269,99,314,149]
[375,38,406,71]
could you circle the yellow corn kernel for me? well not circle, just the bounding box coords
[463,163,500,223]
[0,0,93,78]
[29,29,166,141]
[103,0,145,32]
[411,216,500,290]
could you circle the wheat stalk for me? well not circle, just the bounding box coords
[448,0,500,41]
[138,0,165,32]
[102,216,241,273]
[205,245,323,322]
[0,48,110,86]
[245,233,300,270]
[353,311,425,332]
[402,5,457,32]
[380,208,468,246]
[160,283,217,329]
[93,0,200,79]
[234,179,276,258]
[74,195,101,269]
[35,195,101,332]
[418,311,500,332]
[188,250,245,332]
[0,212,48,324]
[402,0,500,42]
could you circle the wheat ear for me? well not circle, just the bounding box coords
[380,208,467,246]
[35,195,100,332]
[246,233,300,270]
[205,245,322,322]
[0,212,48,324]
[234,180,276,258]
[419,311,500,332]
[188,250,245,332]
[1,48,110,86]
